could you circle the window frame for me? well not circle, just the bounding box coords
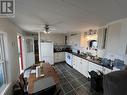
[0,32,8,92]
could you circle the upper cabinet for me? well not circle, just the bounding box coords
[121,19,127,55]
[97,19,127,56]
[97,27,107,49]
[106,22,126,55]
[67,33,81,48]
[40,33,65,45]
[105,20,127,55]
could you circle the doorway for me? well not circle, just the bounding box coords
[34,40,39,64]
[17,35,24,73]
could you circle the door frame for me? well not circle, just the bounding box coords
[23,36,35,69]
[0,31,8,90]
[17,34,24,73]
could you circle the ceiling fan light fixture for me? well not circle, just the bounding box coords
[43,30,50,34]
[43,24,51,34]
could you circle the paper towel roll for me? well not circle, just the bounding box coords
[36,66,41,78]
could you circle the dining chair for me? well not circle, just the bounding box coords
[18,73,28,95]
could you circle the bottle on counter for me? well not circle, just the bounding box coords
[36,66,41,78]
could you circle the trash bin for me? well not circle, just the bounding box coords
[89,70,103,92]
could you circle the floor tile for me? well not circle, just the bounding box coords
[60,77,68,85]
[55,62,92,95]
[65,90,78,95]
[66,76,75,82]
[61,83,73,94]
[63,73,71,77]
[83,81,91,92]
[77,76,88,84]
[70,79,81,89]
[76,86,89,95]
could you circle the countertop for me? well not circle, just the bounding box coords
[53,50,113,70]
[67,52,113,70]
[54,50,66,53]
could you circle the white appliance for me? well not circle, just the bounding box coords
[39,42,54,65]
[65,52,73,66]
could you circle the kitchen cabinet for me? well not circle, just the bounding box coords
[72,53,113,78]
[59,52,65,61]
[76,57,82,73]
[81,59,89,77]
[54,52,65,63]
[72,55,81,71]
[40,33,65,45]
[106,22,123,54]
[88,62,102,77]
[97,27,107,49]
[102,67,112,74]
[121,19,127,55]
[88,62,102,72]
[97,19,127,56]
[67,33,83,49]
[72,55,78,70]
[72,55,89,77]
[88,61,112,76]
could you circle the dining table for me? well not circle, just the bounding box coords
[28,63,60,95]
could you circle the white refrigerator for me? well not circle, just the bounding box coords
[39,42,54,65]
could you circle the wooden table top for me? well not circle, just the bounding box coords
[28,63,60,94]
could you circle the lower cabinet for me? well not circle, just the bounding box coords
[88,62,103,78]
[76,57,82,72]
[72,54,113,78]
[72,55,89,77]
[81,59,89,78]
[54,52,65,63]
[72,55,78,70]
[102,67,112,74]
[88,62,103,72]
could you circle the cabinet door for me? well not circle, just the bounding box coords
[54,53,58,63]
[72,55,77,69]
[82,59,89,77]
[121,19,127,55]
[58,52,65,62]
[79,59,83,74]
[97,27,107,49]
[88,62,102,77]
[102,67,112,74]
[106,22,122,54]
[68,34,80,48]
[76,57,82,73]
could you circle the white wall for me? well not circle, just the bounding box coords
[97,18,127,64]
[66,18,127,65]
[40,33,65,45]
[0,19,22,95]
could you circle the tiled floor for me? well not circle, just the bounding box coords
[55,62,103,95]
[55,62,92,95]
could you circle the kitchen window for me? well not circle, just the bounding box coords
[0,33,7,90]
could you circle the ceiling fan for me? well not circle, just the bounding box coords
[43,24,51,33]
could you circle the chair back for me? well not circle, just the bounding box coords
[18,73,28,94]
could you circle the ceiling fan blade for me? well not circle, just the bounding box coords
[50,21,63,26]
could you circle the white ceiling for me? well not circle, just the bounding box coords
[11,0,127,33]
